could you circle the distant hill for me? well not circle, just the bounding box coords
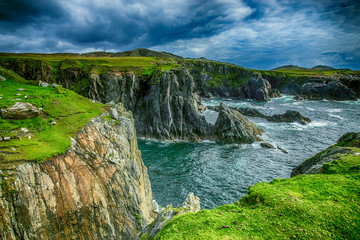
[311,65,335,71]
[271,65,307,71]
[82,48,183,59]
[272,65,343,71]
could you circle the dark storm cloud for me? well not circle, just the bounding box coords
[0,0,66,28]
[0,0,359,69]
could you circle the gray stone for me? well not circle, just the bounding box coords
[214,103,264,143]
[1,102,42,119]
[0,75,5,81]
[39,80,49,87]
[3,137,10,141]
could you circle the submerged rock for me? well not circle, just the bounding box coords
[1,102,42,119]
[215,103,264,143]
[260,142,276,149]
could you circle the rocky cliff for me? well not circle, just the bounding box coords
[1,53,358,141]
[0,104,155,240]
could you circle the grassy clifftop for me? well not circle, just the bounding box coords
[154,138,360,239]
[0,67,103,179]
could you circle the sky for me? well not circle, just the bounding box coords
[0,0,359,70]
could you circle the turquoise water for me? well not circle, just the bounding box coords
[138,95,360,209]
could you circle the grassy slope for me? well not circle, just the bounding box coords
[155,145,360,239]
[0,67,103,178]
[0,53,180,77]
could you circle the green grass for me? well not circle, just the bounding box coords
[155,148,360,239]
[0,67,103,175]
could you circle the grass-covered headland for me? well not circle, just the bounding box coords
[153,135,360,239]
[0,67,104,180]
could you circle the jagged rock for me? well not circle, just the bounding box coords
[300,81,356,100]
[266,110,311,125]
[240,73,272,101]
[215,103,264,143]
[137,193,200,240]
[1,102,42,119]
[211,106,310,125]
[181,192,200,213]
[0,104,156,240]
[260,142,276,149]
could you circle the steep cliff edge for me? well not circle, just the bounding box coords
[0,69,155,239]
[0,104,155,240]
[1,53,358,142]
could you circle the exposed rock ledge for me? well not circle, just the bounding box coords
[0,103,155,240]
[291,132,360,177]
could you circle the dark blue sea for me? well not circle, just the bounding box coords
[138,95,360,209]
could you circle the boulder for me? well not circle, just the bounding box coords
[215,103,264,143]
[0,75,6,81]
[1,102,42,119]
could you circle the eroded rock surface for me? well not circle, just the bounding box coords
[215,103,264,143]
[0,103,155,240]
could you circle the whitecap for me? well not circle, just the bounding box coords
[328,114,344,120]
[326,109,342,113]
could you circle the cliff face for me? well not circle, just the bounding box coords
[0,104,155,240]
[1,56,357,141]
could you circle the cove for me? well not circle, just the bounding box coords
[139,95,360,209]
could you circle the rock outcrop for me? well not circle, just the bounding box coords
[137,193,200,240]
[208,106,311,125]
[1,102,42,119]
[0,103,155,240]
[266,110,311,125]
[215,103,263,143]
[239,73,273,101]
[291,132,360,177]
[89,69,215,141]
[300,81,356,100]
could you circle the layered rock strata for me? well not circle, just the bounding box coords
[0,104,155,240]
